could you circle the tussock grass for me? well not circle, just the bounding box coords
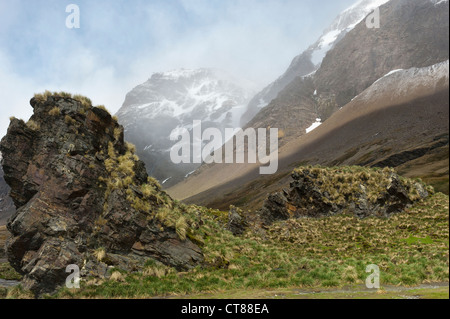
[33,91,92,110]
[5,285,35,299]
[26,120,40,131]
[51,190,448,299]
[64,115,77,126]
[96,105,110,114]
[294,165,433,206]
[48,107,61,116]
[0,263,21,281]
[109,271,125,282]
[94,248,106,262]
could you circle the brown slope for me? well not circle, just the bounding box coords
[167,63,449,210]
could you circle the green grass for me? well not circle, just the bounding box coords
[42,190,449,299]
[0,263,22,281]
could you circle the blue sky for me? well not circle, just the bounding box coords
[0,0,356,137]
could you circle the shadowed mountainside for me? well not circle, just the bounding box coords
[168,61,449,211]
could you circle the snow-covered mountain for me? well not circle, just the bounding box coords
[245,0,448,144]
[240,0,390,125]
[309,0,390,65]
[116,68,255,186]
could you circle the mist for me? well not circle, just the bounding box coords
[0,0,356,138]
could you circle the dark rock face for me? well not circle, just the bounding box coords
[240,0,398,127]
[0,95,203,295]
[0,161,15,225]
[226,206,249,236]
[258,166,430,225]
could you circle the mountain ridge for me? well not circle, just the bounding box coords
[240,0,391,125]
[116,68,255,187]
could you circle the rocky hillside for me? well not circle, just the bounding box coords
[116,69,255,187]
[246,0,449,144]
[0,92,208,295]
[240,0,390,125]
[0,157,15,225]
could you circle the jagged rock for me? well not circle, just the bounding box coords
[0,94,203,295]
[226,206,249,236]
[258,166,431,225]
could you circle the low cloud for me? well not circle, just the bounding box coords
[0,0,355,138]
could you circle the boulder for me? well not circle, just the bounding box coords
[258,166,431,225]
[0,94,203,295]
[226,206,249,236]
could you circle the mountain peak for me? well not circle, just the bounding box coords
[239,0,392,125]
[116,68,255,186]
[310,0,390,65]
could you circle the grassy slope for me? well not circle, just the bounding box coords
[52,192,449,299]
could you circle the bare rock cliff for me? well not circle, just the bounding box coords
[0,94,203,295]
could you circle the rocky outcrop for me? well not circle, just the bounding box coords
[0,159,15,225]
[0,93,204,295]
[226,206,249,236]
[258,166,431,225]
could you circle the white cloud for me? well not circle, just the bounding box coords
[0,50,41,138]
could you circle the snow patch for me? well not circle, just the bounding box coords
[430,0,448,5]
[310,0,391,66]
[185,170,196,178]
[373,69,404,84]
[306,118,322,134]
